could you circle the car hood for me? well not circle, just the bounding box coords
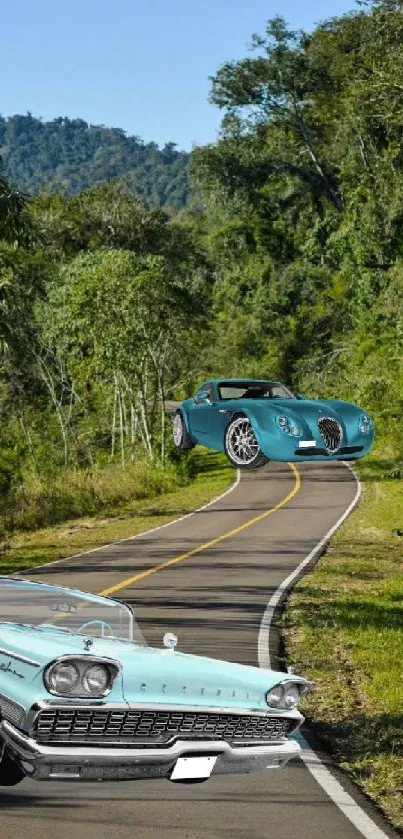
[0,624,134,682]
[240,397,354,416]
[235,397,363,427]
[118,647,295,709]
[0,624,303,710]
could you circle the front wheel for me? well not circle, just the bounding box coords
[224,416,269,469]
[172,411,194,451]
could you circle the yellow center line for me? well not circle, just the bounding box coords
[99,463,302,599]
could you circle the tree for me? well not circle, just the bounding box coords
[0,115,190,208]
[40,249,205,464]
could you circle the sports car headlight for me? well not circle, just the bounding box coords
[359,415,373,433]
[276,416,301,437]
[44,656,120,697]
[266,680,310,709]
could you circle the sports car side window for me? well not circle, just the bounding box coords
[195,385,214,405]
[270,385,294,398]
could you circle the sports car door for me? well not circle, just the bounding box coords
[187,385,220,448]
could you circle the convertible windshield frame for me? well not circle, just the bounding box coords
[0,577,142,644]
[217,381,295,401]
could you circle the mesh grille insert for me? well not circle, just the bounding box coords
[0,694,24,726]
[317,417,342,453]
[33,707,294,747]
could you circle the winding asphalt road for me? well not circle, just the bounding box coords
[0,460,398,839]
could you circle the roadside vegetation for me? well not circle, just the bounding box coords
[0,0,402,827]
[0,449,233,576]
[284,447,403,830]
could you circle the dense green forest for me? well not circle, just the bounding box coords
[0,114,190,208]
[0,0,402,535]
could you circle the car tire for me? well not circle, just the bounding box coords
[224,415,269,470]
[0,747,25,786]
[172,411,195,451]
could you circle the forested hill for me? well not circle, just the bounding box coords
[0,114,190,208]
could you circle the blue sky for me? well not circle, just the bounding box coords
[3,0,357,151]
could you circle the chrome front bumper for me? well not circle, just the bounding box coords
[0,719,300,782]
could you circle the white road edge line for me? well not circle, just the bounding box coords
[259,462,392,839]
[257,461,361,671]
[294,731,392,839]
[14,468,241,576]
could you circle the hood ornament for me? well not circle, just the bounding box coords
[84,638,93,651]
[163,632,178,653]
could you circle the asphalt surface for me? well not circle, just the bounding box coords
[1,460,398,839]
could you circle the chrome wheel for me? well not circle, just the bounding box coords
[225,417,260,466]
[173,413,183,447]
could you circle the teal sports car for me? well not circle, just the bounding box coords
[173,379,374,469]
[0,577,309,786]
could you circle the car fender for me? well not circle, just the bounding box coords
[224,406,277,455]
[320,399,374,442]
[321,399,363,421]
[177,400,193,436]
[236,405,311,457]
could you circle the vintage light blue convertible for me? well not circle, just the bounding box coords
[0,577,309,786]
[173,379,374,469]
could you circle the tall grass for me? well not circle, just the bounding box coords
[0,459,190,535]
[284,441,403,830]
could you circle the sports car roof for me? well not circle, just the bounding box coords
[206,378,283,385]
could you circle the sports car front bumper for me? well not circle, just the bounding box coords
[0,719,300,782]
[294,444,364,457]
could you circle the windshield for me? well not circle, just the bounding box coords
[218,381,295,400]
[0,578,146,644]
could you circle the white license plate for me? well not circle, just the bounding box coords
[170,755,217,781]
[298,440,316,448]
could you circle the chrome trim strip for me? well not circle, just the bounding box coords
[30,699,302,717]
[0,647,41,667]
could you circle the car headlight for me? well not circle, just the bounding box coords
[82,664,110,695]
[276,416,301,437]
[44,656,120,697]
[266,685,284,707]
[283,684,301,708]
[359,415,373,433]
[266,680,310,709]
[45,661,80,694]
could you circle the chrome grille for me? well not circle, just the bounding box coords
[33,707,294,747]
[317,417,342,453]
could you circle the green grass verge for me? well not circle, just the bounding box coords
[284,448,403,831]
[0,449,234,575]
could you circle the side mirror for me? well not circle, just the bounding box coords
[296,392,307,400]
[195,390,211,404]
